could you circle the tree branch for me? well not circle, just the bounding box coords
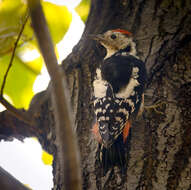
[0,166,30,190]
[27,1,82,190]
[0,97,35,126]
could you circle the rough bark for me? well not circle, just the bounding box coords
[0,0,191,189]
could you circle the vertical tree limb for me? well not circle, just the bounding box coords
[27,1,82,190]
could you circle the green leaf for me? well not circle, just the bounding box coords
[0,0,72,53]
[43,1,72,44]
[41,150,53,165]
[75,0,90,22]
[0,54,42,109]
[0,0,72,109]
[0,0,27,55]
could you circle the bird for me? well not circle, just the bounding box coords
[91,29,147,174]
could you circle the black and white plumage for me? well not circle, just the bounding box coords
[91,29,146,172]
[93,54,146,148]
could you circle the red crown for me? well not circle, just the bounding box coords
[112,29,132,36]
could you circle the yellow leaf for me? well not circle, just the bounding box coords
[43,1,72,44]
[75,0,90,22]
[42,150,53,165]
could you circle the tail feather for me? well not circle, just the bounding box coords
[98,130,131,175]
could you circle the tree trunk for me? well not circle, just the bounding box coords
[0,0,191,189]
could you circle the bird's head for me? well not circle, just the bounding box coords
[92,29,137,59]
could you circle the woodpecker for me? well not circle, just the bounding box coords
[91,29,147,173]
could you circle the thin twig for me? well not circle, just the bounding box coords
[144,101,166,113]
[0,13,35,126]
[0,13,29,96]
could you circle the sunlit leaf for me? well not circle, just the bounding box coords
[75,0,90,22]
[0,54,42,108]
[43,1,72,44]
[0,0,72,109]
[0,0,27,55]
[0,0,72,52]
[24,184,32,190]
[42,150,53,165]
[18,43,43,74]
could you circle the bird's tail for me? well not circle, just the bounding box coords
[98,130,131,175]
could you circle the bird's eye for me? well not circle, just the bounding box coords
[110,34,117,39]
[126,45,131,52]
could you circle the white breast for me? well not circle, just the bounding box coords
[93,68,108,98]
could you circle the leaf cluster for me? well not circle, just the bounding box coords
[0,0,72,108]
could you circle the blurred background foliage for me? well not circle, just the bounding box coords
[75,0,90,22]
[0,0,90,109]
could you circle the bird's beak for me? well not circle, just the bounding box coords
[88,34,105,42]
